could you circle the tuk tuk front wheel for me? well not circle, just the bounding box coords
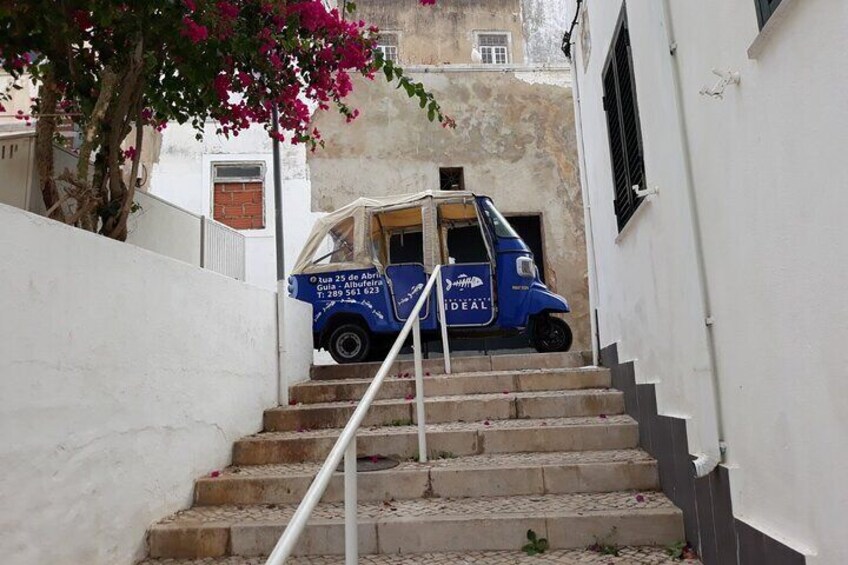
[327,323,372,364]
[531,315,573,353]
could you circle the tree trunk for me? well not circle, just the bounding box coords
[35,68,65,222]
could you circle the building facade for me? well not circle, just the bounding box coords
[568,1,847,563]
[308,0,591,350]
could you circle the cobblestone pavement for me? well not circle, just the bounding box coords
[140,546,700,564]
[158,491,674,525]
[216,449,653,478]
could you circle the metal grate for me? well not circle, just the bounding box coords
[602,13,645,232]
[439,167,465,191]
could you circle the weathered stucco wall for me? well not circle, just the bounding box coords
[355,0,525,65]
[308,69,590,349]
[520,0,569,64]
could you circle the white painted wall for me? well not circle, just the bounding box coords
[0,203,279,565]
[151,122,323,376]
[127,190,202,267]
[150,123,321,292]
[570,1,848,562]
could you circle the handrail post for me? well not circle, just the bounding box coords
[264,268,447,565]
[344,438,358,564]
[412,316,428,463]
[435,269,452,375]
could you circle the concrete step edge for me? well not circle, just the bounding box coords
[295,366,610,389]
[275,388,622,412]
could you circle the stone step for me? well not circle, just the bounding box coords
[233,416,639,465]
[266,389,624,432]
[195,450,658,506]
[310,351,592,381]
[148,491,684,558]
[290,367,611,405]
[140,545,700,564]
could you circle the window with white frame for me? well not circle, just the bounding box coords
[479,33,509,64]
[376,32,399,63]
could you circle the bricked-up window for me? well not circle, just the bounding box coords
[376,32,399,63]
[754,0,783,29]
[439,167,465,191]
[479,33,509,64]
[213,163,266,230]
[602,11,645,232]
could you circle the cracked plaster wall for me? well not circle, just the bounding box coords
[0,203,279,565]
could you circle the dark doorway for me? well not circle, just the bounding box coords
[507,215,546,283]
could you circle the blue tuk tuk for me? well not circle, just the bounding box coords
[289,191,572,364]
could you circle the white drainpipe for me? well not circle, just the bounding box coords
[660,0,725,477]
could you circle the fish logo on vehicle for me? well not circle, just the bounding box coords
[445,275,484,292]
[397,283,424,306]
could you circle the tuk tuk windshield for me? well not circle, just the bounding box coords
[480,198,520,239]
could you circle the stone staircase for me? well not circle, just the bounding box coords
[141,352,697,564]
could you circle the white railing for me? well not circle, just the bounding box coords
[265,265,452,565]
[201,215,247,281]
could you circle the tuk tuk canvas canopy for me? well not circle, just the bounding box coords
[292,190,479,275]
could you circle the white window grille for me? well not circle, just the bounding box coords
[479,33,509,64]
[376,33,399,63]
[213,163,264,182]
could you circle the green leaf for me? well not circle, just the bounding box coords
[345,1,357,13]
[526,529,537,542]
[427,107,435,122]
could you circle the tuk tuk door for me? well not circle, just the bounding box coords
[437,201,496,327]
[374,206,432,324]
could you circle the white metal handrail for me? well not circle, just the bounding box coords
[265,265,452,565]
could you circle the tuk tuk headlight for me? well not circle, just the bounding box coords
[516,256,536,278]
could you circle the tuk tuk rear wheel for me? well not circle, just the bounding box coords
[327,323,372,364]
[531,316,573,353]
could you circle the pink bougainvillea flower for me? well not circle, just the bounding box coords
[420,0,437,4]
[483,420,491,426]
[404,394,414,401]
[502,390,509,395]
[122,146,137,161]
[635,494,645,503]
[288,398,298,406]
[599,414,608,419]
[210,470,221,478]
[180,16,208,43]
[369,455,380,464]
